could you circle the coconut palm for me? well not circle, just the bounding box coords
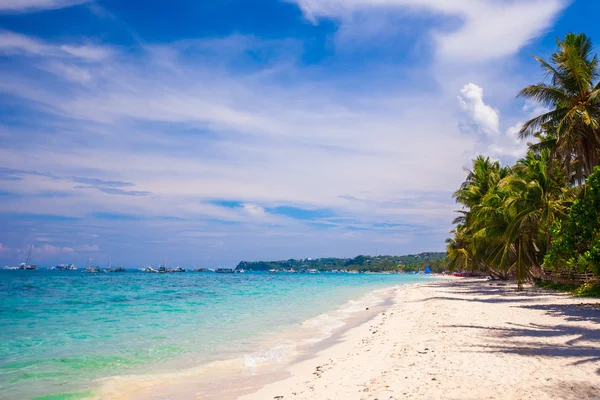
[449,152,575,287]
[497,151,575,286]
[450,157,513,279]
[519,33,600,181]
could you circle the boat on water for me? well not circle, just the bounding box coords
[215,268,234,273]
[18,245,37,270]
[84,255,102,273]
[56,264,77,271]
[235,269,245,273]
[150,261,185,273]
[268,269,279,274]
[106,257,126,272]
[194,268,211,272]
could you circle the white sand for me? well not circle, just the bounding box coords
[239,279,600,400]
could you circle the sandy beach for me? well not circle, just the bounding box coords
[240,278,600,400]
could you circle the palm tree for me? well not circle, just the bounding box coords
[450,157,513,279]
[519,33,600,181]
[449,152,575,287]
[497,151,575,286]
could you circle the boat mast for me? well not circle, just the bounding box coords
[25,244,33,266]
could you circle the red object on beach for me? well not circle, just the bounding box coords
[453,272,480,277]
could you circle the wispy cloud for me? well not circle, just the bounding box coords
[0,30,112,60]
[290,0,567,62]
[0,0,573,265]
[0,0,91,13]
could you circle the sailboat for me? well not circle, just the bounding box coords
[106,257,125,272]
[158,260,168,273]
[85,255,100,273]
[18,245,37,270]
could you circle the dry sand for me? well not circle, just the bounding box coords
[239,278,600,400]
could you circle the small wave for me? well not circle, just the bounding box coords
[244,343,295,371]
[89,285,401,400]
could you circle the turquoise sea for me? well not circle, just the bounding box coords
[0,270,433,399]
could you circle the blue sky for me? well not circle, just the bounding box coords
[0,0,598,267]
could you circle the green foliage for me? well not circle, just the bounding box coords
[447,33,600,288]
[535,280,600,298]
[447,150,573,287]
[543,166,600,275]
[235,252,447,272]
[519,33,600,180]
[572,282,600,297]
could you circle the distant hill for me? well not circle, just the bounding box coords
[235,252,447,272]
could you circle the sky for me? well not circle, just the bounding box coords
[0,0,598,268]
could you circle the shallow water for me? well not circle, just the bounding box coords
[0,270,433,399]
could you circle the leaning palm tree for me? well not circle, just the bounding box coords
[519,33,600,181]
[450,156,514,279]
[497,151,575,287]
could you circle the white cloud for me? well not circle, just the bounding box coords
[42,61,93,83]
[486,121,528,160]
[458,83,499,135]
[243,203,266,217]
[0,30,47,54]
[0,30,112,61]
[0,0,90,13]
[29,244,75,258]
[59,44,112,61]
[523,101,551,119]
[0,9,569,263]
[290,0,566,62]
[80,244,100,252]
[505,122,524,145]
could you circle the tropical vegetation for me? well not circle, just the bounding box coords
[446,33,600,293]
[235,252,447,272]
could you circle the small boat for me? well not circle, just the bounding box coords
[170,266,186,273]
[194,268,210,272]
[84,255,101,273]
[235,269,245,273]
[56,264,77,271]
[143,266,158,273]
[215,268,235,274]
[156,260,169,273]
[106,257,126,272]
[19,245,37,270]
[268,269,278,274]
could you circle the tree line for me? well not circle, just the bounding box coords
[446,33,600,289]
[235,252,447,272]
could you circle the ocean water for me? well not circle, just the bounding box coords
[0,270,434,399]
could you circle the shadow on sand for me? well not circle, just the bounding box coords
[427,279,600,382]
